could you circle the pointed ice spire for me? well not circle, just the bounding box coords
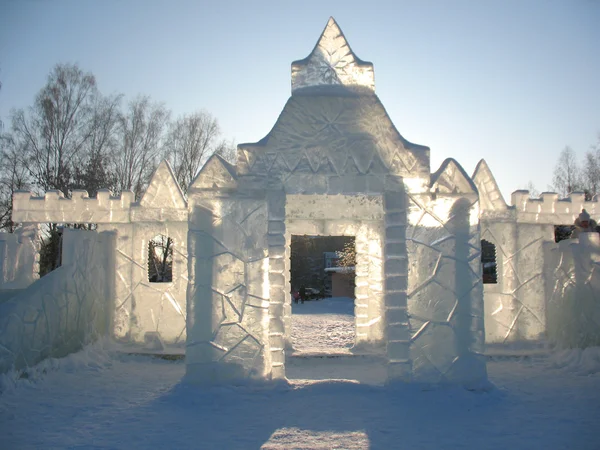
[431,158,477,195]
[472,160,507,211]
[291,17,375,93]
[189,153,238,190]
[140,160,187,209]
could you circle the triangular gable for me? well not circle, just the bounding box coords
[190,153,238,190]
[291,17,375,93]
[431,158,477,195]
[472,159,508,211]
[238,94,430,179]
[140,160,187,209]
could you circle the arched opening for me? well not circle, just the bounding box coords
[148,234,173,283]
[481,239,497,284]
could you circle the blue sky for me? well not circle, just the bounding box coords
[1,0,599,201]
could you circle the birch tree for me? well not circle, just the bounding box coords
[0,133,29,231]
[164,111,227,193]
[113,96,170,199]
[72,93,122,196]
[11,63,98,196]
[552,146,582,197]
[582,136,600,199]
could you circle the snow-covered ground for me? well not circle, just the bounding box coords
[1,297,600,449]
[291,296,356,353]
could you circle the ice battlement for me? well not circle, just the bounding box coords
[12,189,136,224]
[12,189,189,224]
[12,161,189,224]
[510,190,598,224]
[473,159,599,224]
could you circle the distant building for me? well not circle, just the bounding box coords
[324,266,355,298]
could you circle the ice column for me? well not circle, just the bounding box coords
[383,190,411,381]
[267,190,287,379]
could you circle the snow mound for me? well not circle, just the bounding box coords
[0,337,116,394]
[547,347,600,375]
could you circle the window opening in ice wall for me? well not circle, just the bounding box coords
[481,239,497,284]
[148,234,173,283]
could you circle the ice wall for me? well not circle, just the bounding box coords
[545,233,600,349]
[480,220,551,343]
[473,160,584,345]
[0,225,39,290]
[186,155,271,383]
[0,229,116,374]
[402,160,487,385]
[12,161,189,346]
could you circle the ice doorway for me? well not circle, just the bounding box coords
[289,235,356,354]
[285,233,387,384]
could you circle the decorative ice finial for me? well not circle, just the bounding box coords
[291,17,375,93]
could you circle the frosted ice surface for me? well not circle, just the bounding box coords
[0,227,38,289]
[477,158,600,345]
[140,160,187,210]
[291,17,375,93]
[0,230,115,373]
[546,233,600,349]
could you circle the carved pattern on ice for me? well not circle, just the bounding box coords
[239,95,429,181]
[472,159,507,211]
[291,17,375,93]
[405,194,485,383]
[431,159,477,195]
[190,154,237,190]
[140,160,187,210]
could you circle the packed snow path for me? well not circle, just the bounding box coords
[291,296,356,352]
[1,298,600,449]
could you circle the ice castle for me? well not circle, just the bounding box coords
[2,18,598,386]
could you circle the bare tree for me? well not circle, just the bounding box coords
[0,67,4,131]
[72,93,122,196]
[582,135,600,199]
[10,63,98,196]
[113,96,170,199]
[6,63,118,275]
[0,133,30,231]
[148,234,173,282]
[552,146,582,197]
[215,138,238,166]
[164,111,228,193]
[519,181,540,198]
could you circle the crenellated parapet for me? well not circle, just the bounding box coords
[12,189,136,224]
[510,190,598,225]
[474,159,599,225]
[475,158,600,346]
[12,161,189,224]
